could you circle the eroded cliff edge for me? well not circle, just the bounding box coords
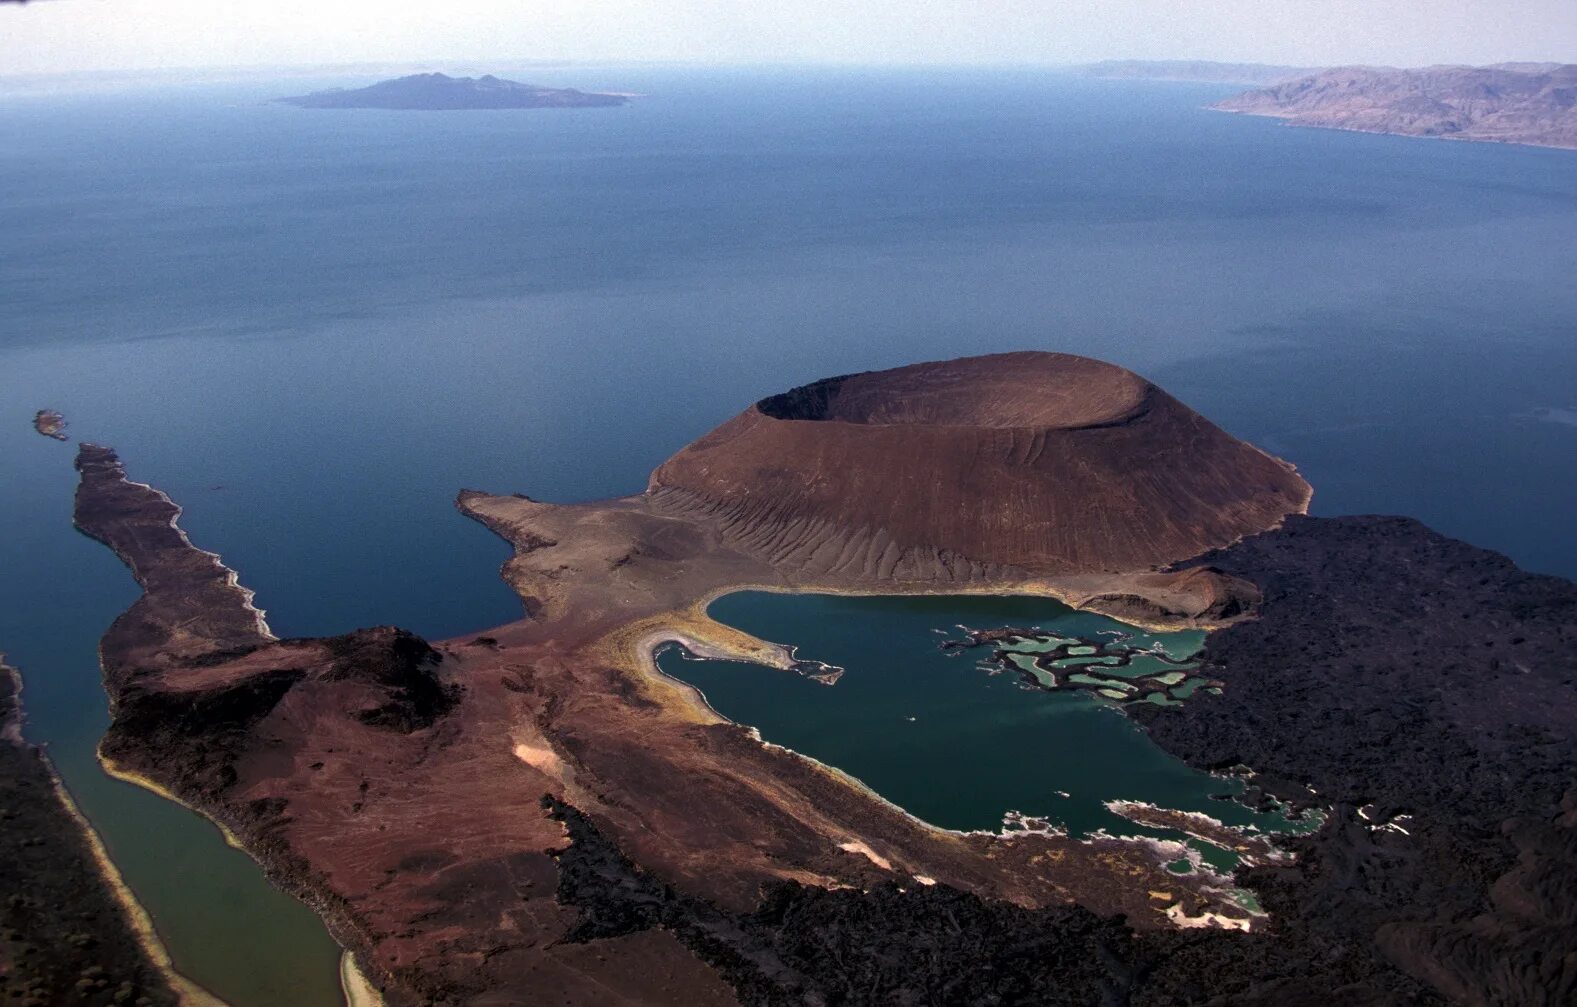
[69,353,1577,1004]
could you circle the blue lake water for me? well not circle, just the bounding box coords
[2,66,1575,1003]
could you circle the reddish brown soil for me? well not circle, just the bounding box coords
[650,352,1310,578]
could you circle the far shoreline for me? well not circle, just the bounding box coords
[1210,104,1577,152]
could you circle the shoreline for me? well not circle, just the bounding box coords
[1,655,226,1006]
[98,748,252,851]
[626,609,1282,926]
[682,576,1243,636]
[118,473,277,641]
[338,953,383,1007]
[48,767,230,1007]
[1209,105,1577,152]
[97,747,363,1007]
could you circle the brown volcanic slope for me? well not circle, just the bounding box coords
[650,353,1310,578]
[1214,64,1577,150]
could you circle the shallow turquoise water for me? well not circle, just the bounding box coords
[1,65,1574,1002]
[658,592,1309,863]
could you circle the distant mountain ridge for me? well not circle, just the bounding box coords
[1214,63,1577,149]
[277,72,628,110]
[1075,61,1315,86]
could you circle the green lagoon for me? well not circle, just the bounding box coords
[659,591,1315,867]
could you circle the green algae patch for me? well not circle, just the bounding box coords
[946,623,1220,709]
[1140,692,1183,707]
[1228,889,1265,914]
[999,636,1074,654]
[1050,655,1126,669]
[1070,673,1137,693]
[1007,652,1058,688]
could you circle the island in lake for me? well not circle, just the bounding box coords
[65,352,1577,1005]
[1215,63,1577,150]
[32,409,67,441]
[277,72,629,110]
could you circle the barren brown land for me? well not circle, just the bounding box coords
[1214,64,1577,150]
[67,352,1577,1004]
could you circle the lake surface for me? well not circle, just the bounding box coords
[2,65,1574,1004]
[658,592,1311,869]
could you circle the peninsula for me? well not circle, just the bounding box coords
[1215,63,1577,150]
[68,353,1577,1005]
[276,73,628,110]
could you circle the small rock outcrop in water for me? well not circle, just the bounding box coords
[1215,63,1577,149]
[32,409,67,440]
[276,72,628,110]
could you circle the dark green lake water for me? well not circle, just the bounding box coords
[2,65,1574,1003]
[658,592,1309,867]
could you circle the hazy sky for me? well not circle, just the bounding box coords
[2,0,1573,76]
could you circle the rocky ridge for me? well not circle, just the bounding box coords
[277,73,628,110]
[1215,64,1577,149]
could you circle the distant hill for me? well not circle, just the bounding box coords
[1074,61,1315,86]
[1214,64,1577,150]
[277,72,628,110]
